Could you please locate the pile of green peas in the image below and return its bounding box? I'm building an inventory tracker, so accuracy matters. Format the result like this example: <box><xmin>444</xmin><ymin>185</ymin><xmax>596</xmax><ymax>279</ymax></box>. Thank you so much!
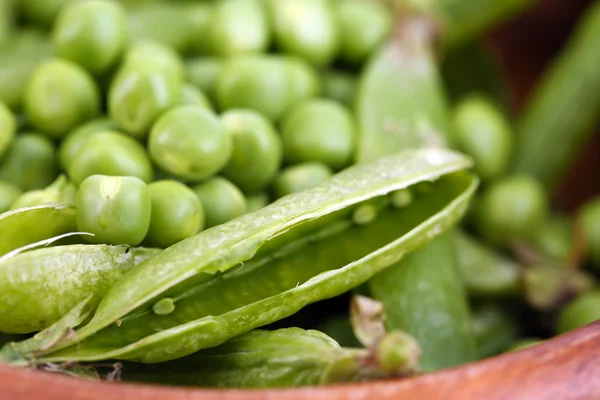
<box><xmin>0</xmin><ymin>0</ymin><xmax>600</xmax><ymax>378</ymax></box>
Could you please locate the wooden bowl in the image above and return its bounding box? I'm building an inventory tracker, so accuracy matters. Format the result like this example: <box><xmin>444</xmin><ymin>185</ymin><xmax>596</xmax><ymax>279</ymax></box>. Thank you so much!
<box><xmin>3</xmin><ymin>0</ymin><xmax>600</xmax><ymax>399</ymax></box>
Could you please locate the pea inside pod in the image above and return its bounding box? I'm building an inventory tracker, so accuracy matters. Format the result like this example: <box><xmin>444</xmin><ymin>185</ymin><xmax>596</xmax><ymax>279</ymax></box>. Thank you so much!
<box><xmin>2</xmin><ymin>148</ymin><xmax>477</xmax><ymax>364</ymax></box>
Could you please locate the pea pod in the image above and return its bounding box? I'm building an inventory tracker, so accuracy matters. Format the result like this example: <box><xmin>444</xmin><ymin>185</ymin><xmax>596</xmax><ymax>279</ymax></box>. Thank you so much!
<box><xmin>0</xmin><ymin>205</ymin><xmax>76</xmax><ymax>257</ymax></box>
<box><xmin>512</xmin><ymin>0</ymin><xmax>600</xmax><ymax>189</ymax></box>
<box><xmin>454</xmin><ymin>231</ymin><xmax>520</xmax><ymax>297</ymax></box>
<box><xmin>2</xmin><ymin>148</ymin><xmax>477</xmax><ymax>364</ymax></box>
<box><xmin>0</xmin><ymin>245</ymin><xmax>161</xmax><ymax>334</ymax></box>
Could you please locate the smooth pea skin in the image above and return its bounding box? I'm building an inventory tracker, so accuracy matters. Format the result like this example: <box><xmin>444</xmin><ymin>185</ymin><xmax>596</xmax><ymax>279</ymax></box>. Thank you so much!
<box><xmin>580</xmin><ymin>197</ymin><xmax>600</xmax><ymax>265</ymax></box>
<box><xmin>52</xmin><ymin>0</ymin><xmax>128</xmax><ymax>74</ymax></box>
<box><xmin>68</xmin><ymin>131</ymin><xmax>153</xmax><ymax>186</ymax></box>
<box><xmin>475</xmin><ymin>175</ymin><xmax>548</xmax><ymax>246</ymax></box>
<box><xmin>281</xmin><ymin>99</ymin><xmax>355</xmax><ymax>170</ymax></box>
<box><xmin>0</xmin><ymin>133</ymin><xmax>57</xmax><ymax>190</ymax></box>
<box><xmin>58</xmin><ymin>118</ymin><xmax>117</xmax><ymax>171</ymax></box>
<box><xmin>180</xmin><ymin>83</ymin><xmax>213</xmax><ymax>110</ymax></box>
<box><xmin>337</xmin><ymin>0</ymin><xmax>392</xmax><ymax>64</ymax></box>
<box><xmin>145</xmin><ymin>180</ymin><xmax>204</xmax><ymax>248</ymax></box>
<box><xmin>453</xmin><ymin>95</ymin><xmax>513</xmax><ymax>181</ymax></box>
<box><xmin>109</xmin><ymin>63</ymin><xmax>182</xmax><ymax>139</ymax></box>
<box><xmin>76</xmin><ymin>175</ymin><xmax>151</xmax><ymax>246</ymax></box>
<box><xmin>192</xmin><ymin>177</ymin><xmax>246</xmax><ymax>228</ymax></box>
<box><xmin>321</xmin><ymin>70</ymin><xmax>357</xmax><ymax>107</ymax></box>
<box><xmin>267</xmin><ymin>0</ymin><xmax>339</xmax><ymax>66</ymax></box>
<box><xmin>185</xmin><ymin>57</ymin><xmax>223</xmax><ymax>99</ymax></box>
<box><xmin>123</xmin><ymin>41</ymin><xmax>184</xmax><ymax>81</ymax></box>
<box><xmin>221</xmin><ymin>109</ymin><xmax>282</xmax><ymax>192</ymax></box>
<box><xmin>0</xmin><ymin>181</ymin><xmax>22</xmax><ymax>213</ymax></box>
<box><xmin>272</xmin><ymin>162</ymin><xmax>333</xmax><ymax>199</ymax></box>
<box><xmin>207</xmin><ymin>0</ymin><xmax>270</xmax><ymax>56</ymax></box>
<box><xmin>557</xmin><ymin>291</ymin><xmax>600</xmax><ymax>334</ymax></box>
<box><xmin>0</xmin><ymin>101</ymin><xmax>16</xmax><ymax>159</ymax></box>
<box><xmin>216</xmin><ymin>55</ymin><xmax>319</xmax><ymax>121</ymax></box>
<box><xmin>245</xmin><ymin>192</ymin><xmax>270</xmax><ymax>213</ymax></box>
<box><xmin>149</xmin><ymin>106</ymin><xmax>232</xmax><ymax>182</ymax></box>
<box><xmin>24</xmin><ymin>59</ymin><xmax>100</xmax><ymax>139</ymax></box>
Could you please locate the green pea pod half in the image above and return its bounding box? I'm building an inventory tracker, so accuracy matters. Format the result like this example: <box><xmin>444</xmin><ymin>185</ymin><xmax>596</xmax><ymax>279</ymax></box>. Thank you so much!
<box><xmin>0</xmin><ymin>205</ymin><xmax>76</xmax><ymax>257</ymax></box>
<box><xmin>454</xmin><ymin>231</ymin><xmax>520</xmax><ymax>297</ymax></box>
<box><xmin>354</xmin><ymin>20</ymin><xmax>453</xmax><ymax>164</ymax></box>
<box><xmin>2</xmin><ymin>148</ymin><xmax>477</xmax><ymax>364</ymax></box>
<box><xmin>0</xmin><ymin>245</ymin><xmax>162</xmax><ymax>334</ymax></box>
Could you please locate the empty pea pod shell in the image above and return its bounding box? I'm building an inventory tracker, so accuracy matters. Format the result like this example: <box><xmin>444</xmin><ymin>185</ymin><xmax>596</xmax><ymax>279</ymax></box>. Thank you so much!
<box><xmin>2</xmin><ymin>148</ymin><xmax>477</xmax><ymax>364</ymax></box>
<box><xmin>0</xmin><ymin>245</ymin><xmax>162</xmax><ymax>334</ymax></box>
<box><xmin>0</xmin><ymin>205</ymin><xmax>76</xmax><ymax>257</ymax></box>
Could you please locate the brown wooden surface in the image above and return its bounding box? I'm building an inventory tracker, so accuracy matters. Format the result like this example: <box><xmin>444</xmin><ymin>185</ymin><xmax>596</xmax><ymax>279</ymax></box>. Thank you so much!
<box><xmin>3</xmin><ymin>0</ymin><xmax>600</xmax><ymax>399</ymax></box>
<box><xmin>2</xmin><ymin>320</ymin><xmax>600</xmax><ymax>400</ymax></box>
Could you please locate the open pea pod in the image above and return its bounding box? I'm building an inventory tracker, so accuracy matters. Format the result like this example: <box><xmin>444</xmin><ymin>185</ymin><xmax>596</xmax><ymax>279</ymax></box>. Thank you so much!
<box><xmin>3</xmin><ymin>148</ymin><xmax>477</xmax><ymax>364</ymax></box>
<box><xmin>0</xmin><ymin>205</ymin><xmax>76</xmax><ymax>257</ymax></box>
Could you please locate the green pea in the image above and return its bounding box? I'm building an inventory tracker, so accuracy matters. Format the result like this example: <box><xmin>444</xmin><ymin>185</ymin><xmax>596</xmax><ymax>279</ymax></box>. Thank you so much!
<box><xmin>192</xmin><ymin>177</ymin><xmax>246</xmax><ymax>228</ymax></box>
<box><xmin>76</xmin><ymin>175</ymin><xmax>151</xmax><ymax>246</ymax></box>
<box><xmin>557</xmin><ymin>291</ymin><xmax>600</xmax><ymax>334</ymax></box>
<box><xmin>10</xmin><ymin>190</ymin><xmax>48</xmax><ymax>210</ymax></box>
<box><xmin>185</xmin><ymin>3</ymin><xmax>214</xmax><ymax>54</ymax></box>
<box><xmin>207</xmin><ymin>0</ymin><xmax>270</xmax><ymax>56</ymax></box>
<box><xmin>9</xmin><ymin>175</ymin><xmax>76</xmax><ymax>211</ymax></box>
<box><xmin>337</xmin><ymin>0</ymin><xmax>392</xmax><ymax>64</ymax></box>
<box><xmin>0</xmin><ymin>101</ymin><xmax>16</xmax><ymax>159</ymax></box>
<box><xmin>390</xmin><ymin>189</ymin><xmax>413</xmax><ymax>209</ymax></box>
<box><xmin>281</xmin><ymin>99</ymin><xmax>355</xmax><ymax>170</ymax></box>
<box><xmin>145</xmin><ymin>180</ymin><xmax>204</xmax><ymax>249</ymax></box>
<box><xmin>68</xmin><ymin>131</ymin><xmax>153</xmax><ymax>186</ymax></box>
<box><xmin>148</xmin><ymin>106</ymin><xmax>231</xmax><ymax>182</ymax></box>
<box><xmin>0</xmin><ymin>181</ymin><xmax>21</xmax><ymax>213</ymax></box>
<box><xmin>267</xmin><ymin>0</ymin><xmax>339</xmax><ymax>66</ymax></box>
<box><xmin>245</xmin><ymin>192</ymin><xmax>270</xmax><ymax>213</ymax></box>
<box><xmin>580</xmin><ymin>197</ymin><xmax>600</xmax><ymax>265</ymax></box>
<box><xmin>272</xmin><ymin>162</ymin><xmax>333</xmax><ymax>199</ymax></box>
<box><xmin>58</xmin><ymin>118</ymin><xmax>118</xmax><ymax>172</ymax></box>
<box><xmin>216</xmin><ymin>55</ymin><xmax>319</xmax><ymax>121</ymax></box>
<box><xmin>180</xmin><ymin>83</ymin><xmax>213</xmax><ymax>110</ymax></box>
<box><xmin>321</xmin><ymin>70</ymin><xmax>357</xmax><ymax>107</ymax></box>
<box><xmin>220</xmin><ymin>109</ymin><xmax>282</xmax><ymax>193</ymax></box>
<box><xmin>185</xmin><ymin>58</ymin><xmax>223</xmax><ymax>102</ymax></box>
<box><xmin>0</xmin><ymin>133</ymin><xmax>57</xmax><ymax>190</ymax></box>
<box><xmin>153</xmin><ymin>298</ymin><xmax>175</xmax><ymax>316</ymax></box>
<box><xmin>108</xmin><ymin>63</ymin><xmax>182</xmax><ymax>139</ymax></box>
<box><xmin>19</xmin><ymin>0</ymin><xmax>73</xmax><ymax>28</ymax></box>
<box><xmin>453</xmin><ymin>95</ymin><xmax>513</xmax><ymax>181</ymax></box>
<box><xmin>475</xmin><ymin>175</ymin><xmax>548</xmax><ymax>246</ymax></box>
<box><xmin>24</xmin><ymin>59</ymin><xmax>100</xmax><ymax>139</ymax></box>
<box><xmin>52</xmin><ymin>0</ymin><xmax>128</xmax><ymax>75</ymax></box>
<box><xmin>123</xmin><ymin>41</ymin><xmax>184</xmax><ymax>82</ymax></box>
<box><xmin>532</xmin><ymin>215</ymin><xmax>574</xmax><ymax>262</ymax></box>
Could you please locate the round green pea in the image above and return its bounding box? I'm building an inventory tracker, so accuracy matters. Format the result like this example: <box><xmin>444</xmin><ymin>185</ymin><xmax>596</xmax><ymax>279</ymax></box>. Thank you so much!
<box><xmin>454</xmin><ymin>95</ymin><xmax>513</xmax><ymax>181</ymax></box>
<box><xmin>246</xmin><ymin>192</ymin><xmax>270</xmax><ymax>213</ymax></box>
<box><xmin>216</xmin><ymin>55</ymin><xmax>319</xmax><ymax>121</ymax></box>
<box><xmin>532</xmin><ymin>215</ymin><xmax>574</xmax><ymax>262</ymax></box>
<box><xmin>68</xmin><ymin>131</ymin><xmax>153</xmax><ymax>186</ymax></box>
<box><xmin>557</xmin><ymin>291</ymin><xmax>600</xmax><ymax>334</ymax></box>
<box><xmin>10</xmin><ymin>189</ymin><xmax>49</xmax><ymax>210</ymax></box>
<box><xmin>145</xmin><ymin>180</ymin><xmax>204</xmax><ymax>249</ymax></box>
<box><xmin>281</xmin><ymin>99</ymin><xmax>355</xmax><ymax>170</ymax></box>
<box><xmin>24</xmin><ymin>59</ymin><xmax>100</xmax><ymax>139</ymax></box>
<box><xmin>180</xmin><ymin>83</ymin><xmax>213</xmax><ymax>110</ymax></box>
<box><xmin>185</xmin><ymin>57</ymin><xmax>223</xmax><ymax>99</ymax></box>
<box><xmin>108</xmin><ymin>63</ymin><xmax>182</xmax><ymax>139</ymax></box>
<box><xmin>0</xmin><ymin>101</ymin><xmax>16</xmax><ymax>159</ymax></box>
<box><xmin>221</xmin><ymin>109</ymin><xmax>282</xmax><ymax>193</ymax></box>
<box><xmin>207</xmin><ymin>0</ymin><xmax>270</xmax><ymax>56</ymax></box>
<box><xmin>0</xmin><ymin>181</ymin><xmax>22</xmax><ymax>213</ymax></box>
<box><xmin>185</xmin><ymin>3</ymin><xmax>214</xmax><ymax>54</ymax></box>
<box><xmin>153</xmin><ymin>298</ymin><xmax>176</xmax><ymax>316</ymax></box>
<box><xmin>475</xmin><ymin>175</ymin><xmax>548</xmax><ymax>246</ymax></box>
<box><xmin>321</xmin><ymin>70</ymin><xmax>357</xmax><ymax>107</ymax></box>
<box><xmin>337</xmin><ymin>0</ymin><xmax>392</xmax><ymax>64</ymax></box>
<box><xmin>148</xmin><ymin>106</ymin><xmax>232</xmax><ymax>182</ymax></box>
<box><xmin>58</xmin><ymin>118</ymin><xmax>117</xmax><ymax>171</ymax></box>
<box><xmin>580</xmin><ymin>197</ymin><xmax>600</xmax><ymax>265</ymax></box>
<box><xmin>76</xmin><ymin>175</ymin><xmax>151</xmax><ymax>246</ymax></box>
<box><xmin>192</xmin><ymin>177</ymin><xmax>247</xmax><ymax>228</ymax></box>
<box><xmin>272</xmin><ymin>162</ymin><xmax>333</xmax><ymax>199</ymax></box>
<box><xmin>52</xmin><ymin>0</ymin><xmax>128</xmax><ymax>74</ymax></box>
<box><xmin>0</xmin><ymin>133</ymin><xmax>57</xmax><ymax>190</ymax></box>
<box><xmin>123</xmin><ymin>41</ymin><xmax>184</xmax><ymax>81</ymax></box>
<box><xmin>267</xmin><ymin>0</ymin><xmax>340</xmax><ymax>66</ymax></box>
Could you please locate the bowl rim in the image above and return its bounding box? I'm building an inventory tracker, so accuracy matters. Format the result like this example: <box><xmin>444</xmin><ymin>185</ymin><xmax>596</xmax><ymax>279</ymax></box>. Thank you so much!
<box><xmin>2</xmin><ymin>321</ymin><xmax>600</xmax><ymax>400</ymax></box>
